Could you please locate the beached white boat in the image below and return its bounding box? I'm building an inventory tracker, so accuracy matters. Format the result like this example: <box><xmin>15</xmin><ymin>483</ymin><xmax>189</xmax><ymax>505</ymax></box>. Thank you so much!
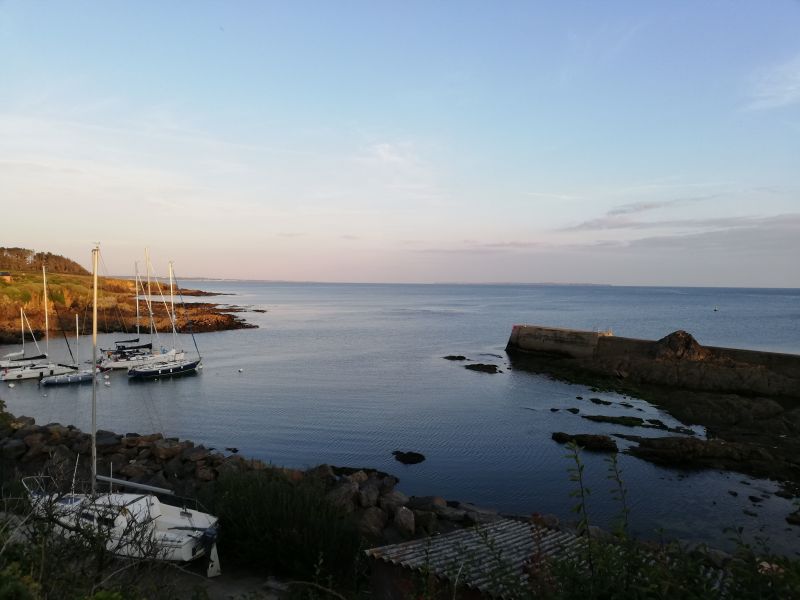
<box><xmin>22</xmin><ymin>245</ymin><xmax>221</xmax><ymax>575</ymax></box>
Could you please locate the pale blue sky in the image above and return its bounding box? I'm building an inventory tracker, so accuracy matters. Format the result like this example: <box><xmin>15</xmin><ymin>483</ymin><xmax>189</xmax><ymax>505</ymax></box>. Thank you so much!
<box><xmin>1</xmin><ymin>1</ymin><xmax>799</xmax><ymax>285</ymax></box>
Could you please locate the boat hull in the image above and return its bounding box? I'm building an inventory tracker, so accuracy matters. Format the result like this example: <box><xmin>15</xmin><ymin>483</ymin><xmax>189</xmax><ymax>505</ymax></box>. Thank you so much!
<box><xmin>41</xmin><ymin>370</ymin><xmax>97</xmax><ymax>386</ymax></box>
<box><xmin>1</xmin><ymin>363</ymin><xmax>77</xmax><ymax>381</ymax></box>
<box><xmin>128</xmin><ymin>358</ymin><xmax>201</xmax><ymax>380</ymax></box>
<box><xmin>102</xmin><ymin>349</ymin><xmax>184</xmax><ymax>370</ymax></box>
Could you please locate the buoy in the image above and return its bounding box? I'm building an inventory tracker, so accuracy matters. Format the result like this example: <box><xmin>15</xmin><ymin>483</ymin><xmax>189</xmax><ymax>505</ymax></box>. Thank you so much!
<box><xmin>42</xmin><ymin>394</ymin><xmax>47</xmax><ymax>397</ymax></box>
<box><xmin>104</xmin><ymin>381</ymin><xmax>111</xmax><ymax>387</ymax></box>
<box><xmin>238</xmin><ymin>368</ymin><xmax>244</xmax><ymax>373</ymax></box>
<box><xmin>7</xmin><ymin>383</ymin><xmax>15</xmax><ymax>389</ymax></box>
<box><xmin>104</xmin><ymin>374</ymin><xmax>110</xmax><ymax>380</ymax></box>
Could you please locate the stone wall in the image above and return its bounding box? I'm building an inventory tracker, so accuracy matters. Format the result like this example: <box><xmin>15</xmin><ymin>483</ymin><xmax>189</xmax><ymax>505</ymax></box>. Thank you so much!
<box><xmin>506</xmin><ymin>325</ymin><xmax>800</xmax><ymax>398</ymax></box>
<box><xmin>506</xmin><ymin>325</ymin><xmax>612</xmax><ymax>359</ymax></box>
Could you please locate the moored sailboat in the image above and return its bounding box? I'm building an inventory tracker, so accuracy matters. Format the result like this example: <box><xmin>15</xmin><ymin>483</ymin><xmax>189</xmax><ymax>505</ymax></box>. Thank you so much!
<box><xmin>1</xmin><ymin>266</ymin><xmax>77</xmax><ymax>381</ymax></box>
<box><xmin>41</xmin><ymin>315</ymin><xmax>100</xmax><ymax>386</ymax></box>
<box><xmin>0</xmin><ymin>308</ymin><xmax>47</xmax><ymax>370</ymax></box>
<box><xmin>128</xmin><ymin>261</ymin><xmax>201</xmax><ymax>380</ymax></box>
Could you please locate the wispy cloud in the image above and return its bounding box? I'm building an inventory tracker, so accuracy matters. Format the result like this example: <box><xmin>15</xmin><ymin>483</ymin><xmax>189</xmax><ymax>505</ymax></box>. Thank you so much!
<box><xmin>564</xmin><ymin>195</ymin><xmax>716</xmax><ymax>231</ymax></box>
<box><xmin>745</xmin><ymin>54</ymin><xmax>800</xmax><ymax>111</ymax></box>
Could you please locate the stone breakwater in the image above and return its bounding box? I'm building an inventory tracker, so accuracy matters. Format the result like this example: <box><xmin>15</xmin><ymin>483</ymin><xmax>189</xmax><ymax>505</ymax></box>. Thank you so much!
<box><xmin>506</xmin><ymin>325</ymin><xmax>800</xmax><ymax>398</ymax></box>
<box><xmin>506</xmin><ymin>325</ymin><xmax>800</xmax><ymax>503</ymax></box>
<box><xmin>0</xmin><ymin>412</ymin><xmax>550</xmax><ymax>545</ymax></box>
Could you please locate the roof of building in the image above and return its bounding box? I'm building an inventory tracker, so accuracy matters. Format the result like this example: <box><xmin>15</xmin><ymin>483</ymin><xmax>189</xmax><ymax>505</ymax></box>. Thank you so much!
<box><xmin>366</xmin><ymin>518</ymin><xmax>584</xmax><ymax>596</ymax></box>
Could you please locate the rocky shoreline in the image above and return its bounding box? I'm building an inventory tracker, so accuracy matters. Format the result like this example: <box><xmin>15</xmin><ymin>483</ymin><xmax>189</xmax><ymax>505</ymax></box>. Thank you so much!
<box><xmin>0</xmin><ymin>411</ymin><xmax>546</xmax><ymax>546</ymax></box>
<box><xmin>0</xmin><ymin>284</ymin><xmax>257</xmax><ymax>345</ymax></box>
<box><xmin>504</xmin><ymin>340</ymin><xmax>800</xmax><ymax>511</ymax></box>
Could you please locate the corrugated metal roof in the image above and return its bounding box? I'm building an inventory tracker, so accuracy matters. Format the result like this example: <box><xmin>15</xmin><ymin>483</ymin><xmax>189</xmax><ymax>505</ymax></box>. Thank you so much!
<box><xmin>367</xmin><ymin>519</ymin><xmax>729</xmax><ymax>598</ymax></box>
<box><xmin>366</xmin><ymin>518</ymin><xmax>583</xmax><ymax>596</ymax></box>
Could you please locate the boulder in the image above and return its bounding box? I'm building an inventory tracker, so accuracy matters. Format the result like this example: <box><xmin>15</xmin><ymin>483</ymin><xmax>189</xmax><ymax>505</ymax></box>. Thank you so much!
<box><xmin>119</xmin><ymin>463</ymin><xmax>150</xmax><ymax>479</ymax></box>
<box><xmin>347</xmin><ymin>470</ymin><xmax>369</xmax><ymax>484</ymax></box>
<box><xmin>653</xmin><ymin>331</ymin><xmax>711</xmax><ymax>361</ymax></box>
<box><xmin>379</xmin><ymin>475</ymin><xmax>399</xmax><ymax>494</ymax></box>
<box><xmin>407</xmin><ymin>495</ymin><xmax>447</xmax><ymax>511</ymax></box>
<box><xmin>358</xmin><ymin>482</ymin><xmax>380</xmax><ymax>508</ymax></box>
<box><xmin>152</xmin><ymin>439</ymin><xmax>184</xmax><ymax>461</ymax></box>
<box><xmin>551</xmin><ymin>432</ymin><xmax>619</xmax><ymax>453</ymax></box>
<box><xmin>392</xmin><ymin>451</ymin><xmax>425</xmax><ymax>465</ymax></box>
<box><xmin>96</xmin><ymin>431</ymin><xmax>122</xmax><ymax>453</ymax></box>
<box><xmin>464</xmin><ymin>363</ymin><xmax>500</xmax><ymax>374</ymax></box>
<box><xmin>46</xmin><ymin>424</ymin><xmax>70</xmax><ymax>442</ymax></box>
<box><xmin>357</xmin><ymin>507</ymin><xmax>388</xmax><ymax>538</ymax></box>
<box><xmin>326</xmin><ymin>481</ymin><xmax>359</xmax><ymax>514</ymax></box>
<box><xmin>10</xmin><ymin>416</ymin><xmax>35</xmax><ymax>430</ymax></box>
<box><xmin>379</xmin><ymin>490</ymin><xmax>409</xmax><ymax>516</ymax></box>
<box><xmin>1</xmin><ymin>439</ymin><xmax>26</xmax><ymax>459</ymax></box>
<box><xmin>413</xmin><ymin>510</ymin><xmax>438</xmax><ymax>535</ymax></box>
<box><xmin>182</xmin><ymin>446</ymin><xmax>210</xmax><ymax>462</ymax></box>
<box><xmin>163</xmin><ymin>456</ymin><xmax>184</xmax><ymax>479</ymax></box>
<box><xmin>306</xmin><ymin>464</ymin><xmax>336</xmax><ymax>485</ymax></box>
<box><xmin>196</xmin><ymin>465</ymin><xmax>216</xmax><ymax>482</ymax></box>
<box><xmin>22</xmin><ymin>432</ymin><xmax>46</xmax><ymax>449</ymax></box>
<box><xmin>394</xmin><ymin>506</ymin><xmax>415</xmax><ymax>537</ymax></box>
<box><xmin>433</xmin><ymin>505</ymin><xmax>466</xmax><ymax>522</ymax></box>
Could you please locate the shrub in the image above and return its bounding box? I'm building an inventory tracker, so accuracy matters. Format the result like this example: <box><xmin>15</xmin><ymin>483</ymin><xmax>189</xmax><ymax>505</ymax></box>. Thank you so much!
<box><xmin>208</xmin><ymin>470</ymin><xmax>363</xmax><ymax>586</ymax></box>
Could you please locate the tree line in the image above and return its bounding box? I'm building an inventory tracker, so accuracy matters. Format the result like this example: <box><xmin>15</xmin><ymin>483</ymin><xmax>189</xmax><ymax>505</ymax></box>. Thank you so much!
<box><xmin>0</xmin><ymin>247</ymin><xmax>89</xmax><ymax>275</ymax></box>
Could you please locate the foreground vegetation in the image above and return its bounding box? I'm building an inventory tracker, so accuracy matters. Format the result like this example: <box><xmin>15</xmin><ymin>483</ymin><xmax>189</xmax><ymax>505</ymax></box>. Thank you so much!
<box><xmin>0</xmin><ymin>462</ymin><xmax>797</xmax><ymax>598</ymax></box>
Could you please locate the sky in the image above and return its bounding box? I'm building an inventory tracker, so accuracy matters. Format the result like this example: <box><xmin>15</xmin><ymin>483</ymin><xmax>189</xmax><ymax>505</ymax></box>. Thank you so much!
<box><xmin>1</xmin><ymin>1</ymin><xmax>799</xmax><ymax>286</ymax></box>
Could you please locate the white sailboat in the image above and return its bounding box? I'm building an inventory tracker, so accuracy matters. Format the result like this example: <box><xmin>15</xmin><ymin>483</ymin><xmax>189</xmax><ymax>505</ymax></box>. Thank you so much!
<box><xmin>1</xmin><ymin>266</ymin><xmax>76</xmax><ymax>382</ymax></box>
<box><xmin>23</xmin><ymin>245</ymin><xmax>221</xmax><ymax>575</ymax></box>
<box><xmin>41</xmin><ymin>315</ymin><xmax>99</xmax><ymax>386</ymax></box>
<box><xmin>101</xmin><ymin>255</ymin><xmax>185</xmax><ymax>370</ymax></box>
<box><xmin>128</xmin><ymin>261</ymin><xmax>201</xmax><ymax>380</ymax></box>
<box><xmin>0</xmin><ymin>308</ymin><xmax>47</xmax><ymax>370</ymax></box>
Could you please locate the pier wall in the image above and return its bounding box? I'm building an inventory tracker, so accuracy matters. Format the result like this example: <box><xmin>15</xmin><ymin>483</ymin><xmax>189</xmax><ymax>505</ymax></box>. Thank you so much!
<box><xmin>506</xmin><ymin>325</ymin><xmax>800</xmax><ymax>397</ymax></box>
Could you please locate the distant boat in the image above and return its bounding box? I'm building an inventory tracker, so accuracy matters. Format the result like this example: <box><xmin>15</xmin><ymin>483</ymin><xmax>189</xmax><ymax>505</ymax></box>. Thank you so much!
<box><xmin>713</xmin><ymin>306</ymin><xmax>719</xmax><ymax>312</ymax></box>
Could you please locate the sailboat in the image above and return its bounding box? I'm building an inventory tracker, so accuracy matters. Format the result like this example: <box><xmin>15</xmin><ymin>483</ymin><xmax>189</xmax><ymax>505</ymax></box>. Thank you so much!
<box><xmin>101</xmin><ymin>256</ymin><xmax>185</xmax><ymax>370</ymax></box>
<box><xmin>128</xmin><ymin>261</ymin><xmax>201</xmax><ymax>380</ymax></box>
<box><xmin>41</xmin><ymin>315</ymin><xmax>99</xmax><ymax>386</ymax></box>
<box><xmin>22</xmin><ymin>245</ymin><xmax>221</xmax><ymax>576</ymax></box>
<box><xmin>1</xmin><ymin>266</ymin><xmax>77</xmax><ymax>381</ymax></box>
<box><xmin>0</xmin><ymin>308</ymin><xmax>48</xmax><ymax>370</ymax></box>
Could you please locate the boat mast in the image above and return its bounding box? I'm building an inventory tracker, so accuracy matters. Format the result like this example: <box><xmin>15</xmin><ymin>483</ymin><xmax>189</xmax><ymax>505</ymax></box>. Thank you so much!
<box><xmin>42</xmin><ymin>264</ymin><xmax>49</xmax><ymax>356</ymax></box>
<box><xmin>91</xmin><ymin>245</ymin><xmax>99</xmax><ymax>496</ymax></box>
<box><xmin>75</xmin><ymin>314</ymin><xmax>80</xmax><ymax>367</ymax></box>
<box><xmin>145</xmin><ymin>249</ymin><xmax>152</xmax><ymax>339</ymax></box>
<box><xmin>135</xmin><ymin>261</ymin><xmax>140</xmax><ymax>337</ymax></box>
<box><xmin>169</xmin><ymin>261</ymin><xmax>177</xmax><ymax>344</ymax></box>
<box><xmin>20</xmin><ymin>308</ymin><xmax>23</xmax><ymax>355</ymax></box>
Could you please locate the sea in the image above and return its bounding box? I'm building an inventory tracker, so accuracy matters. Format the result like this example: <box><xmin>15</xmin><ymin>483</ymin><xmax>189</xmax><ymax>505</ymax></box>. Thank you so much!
<box><xmin>2</xmin><ymin>282</ymin><xmax>799</xmax><ymax>555</ymax></box>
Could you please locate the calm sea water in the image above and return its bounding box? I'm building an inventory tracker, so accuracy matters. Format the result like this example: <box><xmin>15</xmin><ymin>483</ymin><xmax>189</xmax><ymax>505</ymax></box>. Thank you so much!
<box><xmin>2</xmin><ymin>283</ymin><xmax>799</xmax><ymax>554</ymax></box>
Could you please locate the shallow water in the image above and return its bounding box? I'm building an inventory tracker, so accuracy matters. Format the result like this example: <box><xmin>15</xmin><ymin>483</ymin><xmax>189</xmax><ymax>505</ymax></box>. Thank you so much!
<box><xmin>2</xmin><ymin>283</ymin><xmax>799</xmax><ymax>554</ymax></box>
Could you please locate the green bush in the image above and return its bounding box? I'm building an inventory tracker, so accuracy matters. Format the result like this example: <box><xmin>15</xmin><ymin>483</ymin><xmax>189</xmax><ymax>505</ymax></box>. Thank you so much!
<box><xmin>209</xmin><ymin>470</ymin><xmax>363</xmax><ymax>585</ymax></box>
